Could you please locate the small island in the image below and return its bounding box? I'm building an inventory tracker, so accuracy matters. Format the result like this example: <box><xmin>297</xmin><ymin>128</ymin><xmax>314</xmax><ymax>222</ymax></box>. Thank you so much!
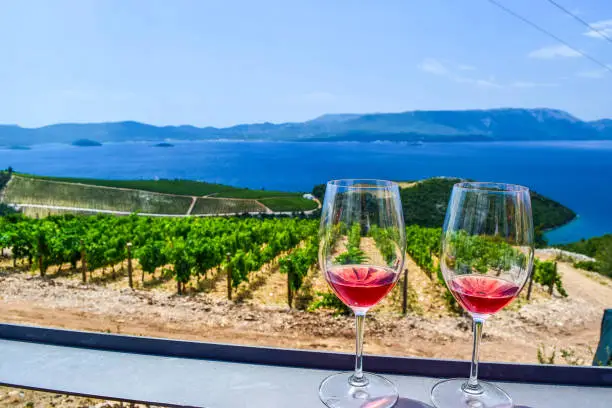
<box><xmin>153</xmin><ymin>142</ymin><xmax>174</xmax><ymax>148</ymax></box>
<box><xmin>71</xmin><ymin>139</ymin><xmax>103</xmax><ymax>147</ymax></box>
<box><xmin>8</xmin><ymin>145</ymin><xmax>32</xmax><ymax>150</ymax></box>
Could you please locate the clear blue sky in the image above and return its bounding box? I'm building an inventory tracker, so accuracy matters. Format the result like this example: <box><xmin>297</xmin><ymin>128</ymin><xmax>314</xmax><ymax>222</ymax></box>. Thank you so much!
<box><xmin>1</xmin><ymin>0</ymin><xmax>610</xmax><ymax>127</ymax></box>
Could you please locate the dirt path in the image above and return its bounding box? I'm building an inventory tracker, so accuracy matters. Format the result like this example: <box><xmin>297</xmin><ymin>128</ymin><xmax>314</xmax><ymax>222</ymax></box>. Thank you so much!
<box><xmin>556</xmin><ymin>262</ymin><xmax>612</xmax><ymax>308</ymax></box>
<box><xmin>0</xmin><ymin>257</ymin><xmax>604</xmax><ymax>366</ymax></box>
<box><xmin>186</xmin><ymin>196</ymin><xmax>197</xmax><ymax>215</ymax></box>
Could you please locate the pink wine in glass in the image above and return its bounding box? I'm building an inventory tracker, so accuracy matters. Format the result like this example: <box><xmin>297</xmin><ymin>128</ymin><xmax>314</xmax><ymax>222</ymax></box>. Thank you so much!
<box><xmin>326</xmin><ymin>265</ymin><xmax>397</xmax><ymax>309</ymax></box>
<box><xmin>449</xmin><ymin>275</ymin><xmax>520</xmax><ymax>315</ymax></box>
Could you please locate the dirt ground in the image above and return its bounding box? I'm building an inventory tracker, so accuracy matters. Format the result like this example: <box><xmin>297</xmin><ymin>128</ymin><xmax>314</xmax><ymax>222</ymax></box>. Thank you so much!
<box><xmin>0</xmin><ymin>253</ymin><xmax>610</xmax><ymax>407</ymax></box>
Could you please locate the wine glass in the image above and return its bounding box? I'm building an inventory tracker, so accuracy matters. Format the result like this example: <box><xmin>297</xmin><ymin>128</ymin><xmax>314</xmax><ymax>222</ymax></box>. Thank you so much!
<box><xmin>431</xmin><ymin>182</ymin><xmax>534</xmax><ymax>408</ymax></box>
<box><xmin>318</xmin><ymin>179</ymin><xmax>406</xmax><ymax>408</ymax></box>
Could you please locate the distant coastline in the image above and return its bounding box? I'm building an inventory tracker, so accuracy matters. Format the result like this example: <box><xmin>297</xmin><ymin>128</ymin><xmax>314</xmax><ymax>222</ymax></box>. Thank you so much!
<box><xmin>2</xmin><ymin>108</ymin><xmax>611</xmax><ymax>146</ymax></box>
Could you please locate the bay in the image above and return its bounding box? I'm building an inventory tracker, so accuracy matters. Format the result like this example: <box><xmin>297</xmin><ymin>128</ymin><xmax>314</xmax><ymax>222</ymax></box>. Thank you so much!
<box><xmin>1</xmin><ymin>140</ymin><xmax>611</xmax><ymax>244</ymax></box>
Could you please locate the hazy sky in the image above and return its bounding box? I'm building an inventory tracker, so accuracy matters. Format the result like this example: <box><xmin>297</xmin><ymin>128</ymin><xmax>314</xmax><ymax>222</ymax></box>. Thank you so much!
<box><xmin>1</xmin><ymin>0</ymin><xmax>611</xmax><ymax>127</ymax></box>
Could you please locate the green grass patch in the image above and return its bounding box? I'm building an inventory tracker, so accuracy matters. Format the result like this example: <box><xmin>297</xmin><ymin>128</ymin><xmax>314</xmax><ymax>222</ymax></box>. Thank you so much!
<box><xmin>258</xmin><ymin>197</ymin><xmax>318</xmax><ymax>212</ymax></box>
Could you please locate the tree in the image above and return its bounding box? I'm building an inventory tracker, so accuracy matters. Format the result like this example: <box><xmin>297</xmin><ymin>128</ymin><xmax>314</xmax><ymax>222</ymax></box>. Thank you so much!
<box><xmin>312</xmin><ymin>184</ymin><xmax>326</xmax><ymax>201</ymax></box>
<box><xmin>598</xmin><ymin>243</ymin><xmax>612</xmax><ymax>277</ymax></box>
<box><xmin>0</xmin><ymin>203</ymin><xmax>17</xmax><ymax>216</ymax></box>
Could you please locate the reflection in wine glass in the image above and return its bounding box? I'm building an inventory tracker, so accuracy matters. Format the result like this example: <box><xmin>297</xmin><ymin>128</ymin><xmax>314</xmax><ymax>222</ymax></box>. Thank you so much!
<box><xmin>318</xmin><ymin>179</ymin><xmax>406</xmax><ymax>408</ymax></box>
<box><xmin>431</xmin><ymin>182</ymin><xmax>534</xmax><ymax>408</ymax></box>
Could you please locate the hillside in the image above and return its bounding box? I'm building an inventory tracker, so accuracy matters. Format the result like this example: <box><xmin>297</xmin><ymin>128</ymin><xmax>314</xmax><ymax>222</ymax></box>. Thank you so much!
<box><xmin>559</xmin><ymin>234</ymin><xmax>612</xmax><ymax>277</ymax></box>
<box><xmin>0</xmin><ymin>173</ymin><xmax>318</xmax><ymax>215</ymax></box>
<box><xmin>25</xmin><ymin>175</ymin><xmax>306</xmax><ymax>199</ymax></box>
<box><xmin>1</xmin><ymin>108</ymin><xmax>611</xmax><ymax>146</ymax></box>
<box><xmin>401</xmin><ymin>178</ymin><xmax>576</xmax><ymax>232</ymax></box>
<box><xmin>312</xmin><ymin>177</ymin><xmax>576</xmax><ymax>237</ymax></box>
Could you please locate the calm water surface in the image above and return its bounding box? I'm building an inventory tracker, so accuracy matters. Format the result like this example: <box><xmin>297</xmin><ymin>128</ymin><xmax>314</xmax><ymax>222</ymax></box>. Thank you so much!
<box><xmin>1</xmin><ymin>140</ymin><xmax>611</xmax><ymax>244</ymax></box>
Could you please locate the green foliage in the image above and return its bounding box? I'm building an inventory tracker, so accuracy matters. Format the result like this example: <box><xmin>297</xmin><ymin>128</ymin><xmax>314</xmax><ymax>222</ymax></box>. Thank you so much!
<box><xmin>533</xmin><ymin>259</ymin><xmax>567</xmax><ymax>297</ymax></box>
<box><xmin>573</xmin><ymin>260</ymin><xmax>599</xmax><ymax>271</ymax></box>
<box><xmin>0</xmin><ymin>170</ymin><xmax>11</xmax><ymax>191</ymax></box>
<box><xmin>348</xmin><ymin>223</ymin><xmax>361</xmax><ymax>249</ymax></box>
<box><xmin>560</xmin><ymin>234</ymin><xmax>612</xmax><ymax>258</ymax></box>
<box><xmin>399</xmin><ymin>178</ymin><xmax>575</xmax><ymax>233</ymax></box>
<box><xmin>258</xmin><ymin>197</ymin><xmax>318</xmax><ymax>212</ymax></box>
<box><xmin>400</xmin><ymin>178</ymin><xmax>457</xmax><ymax>228</ymax></box>
<box><xmin>560</xmin><ymin>234</ymin><xmax>612</xmax><ymax>277</ymax></box>
<box><xmin>279</xmin><ymin>236</ymin><xmax>319</xmax><ymax>306</ymax></box>
<box><xmin>334</xmin><ymin>246</ymin><xmax>367</xmax><ymax>265</ymax></box>
<box><xmin>404</xmin><ymin>225</ymin><xmax>461</xmax><ymax>313</ymax></box>
<box><xmin>0</xmin><ymin>213</ymin><xmax>318</xmax><ymax>295</ymax></box>
<box><xmin>449</xmin><ymin>232</ymin><xmax>522</xmax><ymax>275</ymax></box>
<box><xmin>308</xmin><ymin>291</ymin><xmax>352</xmax><ymax>316</ymax></box>
<box><xmin>136</xmin><ymin>241</ymin><xmax>166</xmax><ymax>275</ymax></box>
<box><xmin>530</xmin><ymin>191</ymin><xmax>576</xmax><ymax>232</ymax></box>
<box><xmin>226</xmin><ymin>219</ymin><xmax>318</xmax><ymax>289</ymax></box>
<box><xmin>332</xmin><ymin>224</ymin><xmax>368</xmax><ymax>265</ymax></box>
<box><xmin>0</xmin><ymin>203</ymin><xmax>17</xmax><ymax>216</ymax></box>
<box><xmin>405</xmin><ymin>225</ymin><xmax>440</xmax><ymax>275</ymax></box>
<box><xmin>334</xmin><ymin>224</ymin><xmax>366</xmax><ymax>265</ymax></box>
<box><xmin>312</xmin><ymin>184</ymin><xmax>326</xmax><ymax>202</ymax></box>
<box><xmin>369</xmin><ymin>225</ymin><xmax>398</xmax><ymax>266</ymax></box>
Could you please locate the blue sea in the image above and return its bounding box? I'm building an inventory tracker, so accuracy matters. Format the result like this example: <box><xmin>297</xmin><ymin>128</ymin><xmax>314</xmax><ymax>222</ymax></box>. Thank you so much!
<box><xmin>1</xmin><ymin>140</ymin><xmax>611</xmax><ymax>244</ymax></box>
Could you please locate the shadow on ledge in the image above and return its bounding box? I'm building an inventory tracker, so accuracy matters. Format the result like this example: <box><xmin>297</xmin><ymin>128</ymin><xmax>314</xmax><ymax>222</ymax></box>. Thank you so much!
<box><xmin>396</xmin><ymin>398</ymin><xmax>434</xmax><ymax>408</ymax></box>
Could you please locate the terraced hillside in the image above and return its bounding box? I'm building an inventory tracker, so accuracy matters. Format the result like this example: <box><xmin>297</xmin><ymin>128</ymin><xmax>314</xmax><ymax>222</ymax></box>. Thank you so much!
<box><xmin>192</xmin><ymin>197</ymin><xmax>266</xmax><ymax>214</ymax></box>
<box><xmin>0</xmin><ymin>174</ymin><xmax>319</xmax><ymax>216</ymax></box>
<box><xmin>3</xmin><ymin>176</ymin><xmax>192</xmax><ymax>214</ymax></box>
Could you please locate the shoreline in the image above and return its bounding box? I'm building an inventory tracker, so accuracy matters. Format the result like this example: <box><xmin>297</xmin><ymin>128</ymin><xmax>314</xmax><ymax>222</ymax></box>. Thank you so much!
<box><xmin>3</xmin><ymin>139</ymin><xmax>612</xmax><ymax>149</ymax></box>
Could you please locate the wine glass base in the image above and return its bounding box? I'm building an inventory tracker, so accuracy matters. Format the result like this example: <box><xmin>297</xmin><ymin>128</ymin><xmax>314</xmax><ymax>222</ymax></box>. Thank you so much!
<box><xmin>431</xmin><ymin>378</ymin><xmax>513</xmax><ymax>408</ymax></box>
<box><xmin>319</xmin><ymin>372</ymin><xmax>398</xmax><ymax>408</ymax></box>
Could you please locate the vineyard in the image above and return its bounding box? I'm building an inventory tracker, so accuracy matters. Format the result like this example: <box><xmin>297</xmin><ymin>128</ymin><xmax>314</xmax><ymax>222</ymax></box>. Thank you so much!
<box><xmin>0</xmin><ymin>213</ymin><xmax>569</xmax><ymax>316</ymax></box>
<box><xmin>0</xmin><ymin>214</ymin><xmax>322</xmax><ymax>298</ymax></box>
<box><xmin>404</xmin><ymin>225</ymin><xmax>568</xmax><ymax>306</ymax></box>
<box><xmin>1</xmin><ymin>207</ymin><xmax>607</xmax><ymax>372</ymax></box>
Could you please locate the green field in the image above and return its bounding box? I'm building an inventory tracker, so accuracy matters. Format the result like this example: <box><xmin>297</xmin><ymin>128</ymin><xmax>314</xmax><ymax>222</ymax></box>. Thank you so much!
<box><xmin>3</xmin><ymin>176</ymin><xmax>192</xmax><ymax>214</ymax></box>
<box><xmin>258</xmin><ymin>197</ymin><xmax>318</xmax><ymax>212</ymax></box>
<box><xmin>25</xmin><ymin>174</ymin><xmax>304</xmax><ymax>199</ymax></box>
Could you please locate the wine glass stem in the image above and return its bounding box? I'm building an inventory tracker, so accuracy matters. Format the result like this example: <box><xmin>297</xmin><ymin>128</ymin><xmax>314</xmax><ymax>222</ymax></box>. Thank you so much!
<box><xmin>464</xmin><ymin>317</ymin><xmax>485</xmax><ymax>394</ymax></box>
<box><xmin>350</xmin><ymin>311</ymin><xmax>369</xmax><ymax>387</ymax></box>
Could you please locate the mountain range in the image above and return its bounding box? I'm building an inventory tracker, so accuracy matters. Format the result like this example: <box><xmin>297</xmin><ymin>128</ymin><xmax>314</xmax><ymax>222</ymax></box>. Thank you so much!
<box><xmin>1</xmin><ymin>108</ymin><xmax>611</xmax><ymax>146</ymax></box>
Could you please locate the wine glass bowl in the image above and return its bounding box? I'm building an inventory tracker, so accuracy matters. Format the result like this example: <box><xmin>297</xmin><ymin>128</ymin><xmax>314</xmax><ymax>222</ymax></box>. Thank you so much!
<box><xmin>432</xmin><ymin>182</ymin><xmax>534</xmax><ymax>408</ymax></box>
<box><xmin>318</xmin><ymin>179</ymin><xmax>406</xmax><ymax>408</ymax></box>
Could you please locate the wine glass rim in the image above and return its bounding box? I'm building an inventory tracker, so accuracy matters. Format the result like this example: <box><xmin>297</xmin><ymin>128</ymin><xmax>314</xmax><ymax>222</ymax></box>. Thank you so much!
<box><xmin>327</xmin><ymin>179</ymin><xmax>398</xmax><ymax>190</ymax></box>
<box><xmin>454</xmin><ymin>181</ymin><xmax>529</xmax><ymax>193</ymax></box>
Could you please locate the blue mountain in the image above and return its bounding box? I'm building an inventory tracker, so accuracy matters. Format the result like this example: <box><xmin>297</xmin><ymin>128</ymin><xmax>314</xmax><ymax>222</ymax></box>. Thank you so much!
<box><xmin>1</xmin><ymin>108</ymin><xmax>610</xmax><ymax>146</ymax></box>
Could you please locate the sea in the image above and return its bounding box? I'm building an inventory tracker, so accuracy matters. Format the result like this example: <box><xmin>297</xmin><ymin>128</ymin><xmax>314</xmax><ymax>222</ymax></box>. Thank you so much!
<box><xmin>1</xmin><ymin>140</ymin><xmax>611</xmax><ymax>244</ymax></box>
